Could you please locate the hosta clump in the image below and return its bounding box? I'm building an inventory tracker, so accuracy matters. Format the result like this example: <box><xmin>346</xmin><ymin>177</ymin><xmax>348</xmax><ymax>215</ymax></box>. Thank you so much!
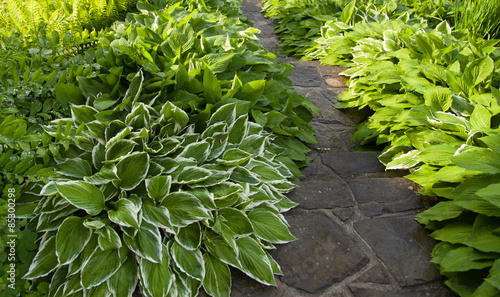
<box><xmin>23</xmin><ymin>97</ymin><xmax>298</xmax><ymax>296</ymax></box>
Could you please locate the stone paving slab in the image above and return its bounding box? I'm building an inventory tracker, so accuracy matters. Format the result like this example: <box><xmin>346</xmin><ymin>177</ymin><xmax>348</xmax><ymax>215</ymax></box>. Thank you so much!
<box><xmin>224</xmin><ymin>0</ymin><xmax>460</xmax><ymax>296</ymax></box>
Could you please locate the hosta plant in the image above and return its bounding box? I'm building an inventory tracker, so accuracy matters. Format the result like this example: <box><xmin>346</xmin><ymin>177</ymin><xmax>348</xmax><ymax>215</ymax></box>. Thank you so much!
<box><xmin>21</xmin><ymin>89</ymin><xmax>298</xmax><ymax>296</ymax></box>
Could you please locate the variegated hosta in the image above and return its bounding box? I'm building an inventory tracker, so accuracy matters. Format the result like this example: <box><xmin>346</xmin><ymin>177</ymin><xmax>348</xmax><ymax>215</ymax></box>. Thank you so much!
<box><xmin>24</xmin><ymin>101</ymin><xmax>298</xmax><ymax>297</ymax></box>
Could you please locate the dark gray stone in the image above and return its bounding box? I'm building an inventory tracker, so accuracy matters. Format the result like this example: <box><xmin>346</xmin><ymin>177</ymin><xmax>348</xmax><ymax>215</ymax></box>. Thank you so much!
<box><xmin>229</xmin><ymin>269</ymin><xmax>282</xmax><ymax>297</ymax></box>
<box><xmin>348</xmin><ymin>178</ymin><xmax>425</xmax><ymax>217</ymax></box>
<box><xmin>287</xmin><ymin>177</ymin><xmax>355</xmax><ymax>209</ymax></box>
<box><xmin>349</xmin><ymin>283</ymin><xmax>457</xmax><ymax>297</ymax></box>
<box><xmin>332</xmin><ymin>207</ymin><xmax>356</xmax><ymax>222</ymax></box>
<box><xmin>354</xmin><ymin>216</ymin><xmax>441</xmax><ymax>287</ymax></box>
<box><xmin>273</xmin><ymin>209</ymin><xmax>369</xmax><ymax>294</ymax></box>
<box><xmin>310</xmin><ymin>122</ymin><xmax>358</xmax><ymax>152</ymax></box>
<box><xmin>288</xmin><ymin>66</ymin><xmax>323</xmax><ymax>87</ymax></box>
<box><xmin>322</xmin><ymin>152</ymin><xmax>386</xmax><ymax>178</ymax></box>
<box><xmin>353</xmin><ymin>264</ymin><xmax>391</xmax><ymax>284</ymax></box>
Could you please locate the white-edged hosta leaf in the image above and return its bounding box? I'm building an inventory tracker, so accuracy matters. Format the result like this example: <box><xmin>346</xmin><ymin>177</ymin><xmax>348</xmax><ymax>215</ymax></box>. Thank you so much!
<box><xmin>250</xmin><ymin>161</ymin><xmax>286</xmax><ymax>183</ymax></box>
<box><xmin>56</xmin><ymin>216</ymin><xmax>92</xmax><ymax>265</ymax></box>
<box><xmin>123</xmin><ymin>221</ymin><xmax>162</xmax><ymax>263</ymax></box>
<box><xmin>139</xmin><ymin>246</ymin><xmax>174</xmax><ymax>297</ymax></box>
<box><xmin>178</xmin><ymin>142</ymin><xmax>211</xmax><ymax>164</ymax></box>
<box><xmin>40</xmin><ymin>181</ymin><xmax>58</xmax><ymax>196</ymax></box>
<box><xmin>175</xmin><ymin>222</ymin><xmax>202</xmax><ymax>250</ymax></box>
<box><xmin>55</xmin><ymin>158</ymin><xmax>92</xmax><ymax>178</ymax></box>
<box><xmin>230</xmin><ymin>166</ymin><xmax>260</xmax><ymax>184</ymax></box>
<box><xmin>177</xmin><ymin>166</ymin><xmax>212</xmax><ymax>184</ymax></box>
<box><xmin>146</xmin><ymin>175</ymin><xmax>171</xmax><ymax>203</ymax></box>
<box><xmin>209</xmin><ymin>182</ymin><xmax>243</xmax><ymax>200</ymax></box>
<box><xmin>107</xmin><ymin>253</ymin><xmax>138</xmax><ymax>297</ymax></box>
<box><xmin>161</xmin><ymin>192</ymin><xmax>211</xmax><ymax>227</ymax></box>
<box><xmin>56</xmin><ymin>181</ymin><xmax>105</xmax><ymax>216</ymax></box>
<box><xmin>248</xmin><ymin>208</ymin><xmax>297</xmax><ymax>244</ymax></box>
<box><xmin>96</xmin><ymin>225</ymin><xmax>122</xmax><ymax>250</ymax></box>
<box><xmin>470</xmin><ymin>104</ymin><xmax>491</xmax><ymax>130</ymax></box>
<box><xmin>239</xmin><ymin>135</ymin><xmax>266</xmax><ymax>156</ymax></box>
<box><xmin>81</xmin><ymin>247</ymin><xmax>122</xmax><ymax>289</ymax></box>
<box><xmin>209</xmin><ymin>102</ymin><xmax>236</xmax><ymax>125</ymax></box>
<box><xmin>24</xmin><ymin>235</ymin><xmax>58</xmax><ymax>279</ymax></box>
<box><xmin>142</xmin><ymin>199</ymin><xmax>175</xmax><ymax>233</ymax></box>
<box><xmin>68</xmin><ymin>235</ymin><xmax>98</xmax><ymax>276</ymax></box>
<box><xmin>92</xmin><ymin>143</ymin><xmax>105</xmax><ymax>170</ymax></box>
<box><xmin>452</xmin><ymin>146</ymin><xmax>500</xmax><ymax>174</ymax></box>
<box><xmin>105</xmin><ymin>139</ymin><xmax>137</xmax><ymax>161</ymax></box>
<box><xmin>84</xmin><ymin>165</ymin><xmax>118</xmax><ymax>185</ymax></box>
<box><xmin>203</xmin><ymin>230</ymin><xmax>239</xmax><ymax>268</ymax></box>
<box><xmin>202</xmin><ymin>253</ymin><xmax>231</xmax><ymax>297</ymax></box>
<box><xmin>227</xmin><ymin>115</ymin><xmax>248</xmax><ymax>144</ymax></box>
<box><xmin>217</xmin><ymin>148</ymin><xmax>251</xmax><ymax>166</ymax></box>
<box><xmin>113</xmin><ymin>152</ymin><xmax>150</xmax><ymax>190</ymax></box>
<box><xmin>84</xmin><ymin>281</ymin><xmax>110</xmax><ymax>297</ymax></box>
<box><xmin>171</xmin><ymin>241</ymin><xmax>205</xmax><ymax>281</ymax></box>
<box><xmin>219</xmin><ymin>208</ymin><xmax>253</xmax><ymax>236</ymax></box>
<box><xmin>235</xmin><ymin>237</ymin><xmax>276</xmax><ymax>286</ymax></box>
<box><xmin>386</xmin><ymin>149</ymin><xmax>421</xmax><ymax>170</ymax></box>
<box><xmin>108</xmin><ymin>197</ymin><xmax>141</xmax><ymax>229</ymax></box>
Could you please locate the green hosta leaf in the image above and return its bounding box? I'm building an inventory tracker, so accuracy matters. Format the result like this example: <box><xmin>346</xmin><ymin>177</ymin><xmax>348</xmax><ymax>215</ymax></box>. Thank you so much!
<box><xmin>68</xmin><ymin>235</ymin><xmax>98</xmax><ymax>276</ymax></box>
<box><xmin>81</xmin><ymin>247</ymin><xmax>122</xmax><ymax>289</ymax></box>
<box><xmin>385</xmin><ymin>149</ymin><xmax>420</xmax><ymax>170</ymax></box>
<box><xmin>123</xmin><ymin>221</ymin><xmax>162</xmax><ymax>263</ymax></box>
<box><xmin>24</xmin><ymin>235</ymin><xmax>58</xmax><ymax>279</ymax></box>
<box><xmin>55</xmin><ymin>158</ymin><xmax>93</xmax><ymax>178</ymax></box>
<box><xmin>96</xmin><ymin>225</ymin><xmax>122</xmax><ymax>250</ymax></box>
<box><xmin>55</xmin><ymin>83</ymin><xmax>85</xmax><ymax>107</ymax></box>
<box><xmin>236</xmin><ymin>237</ymin><xmax>276</xmax><ymax>286</ymax></box>
<box><xmin>219</xmin><ymin>208</ymin><xmax>253</xmax><ymax>236</ymax></box>
<box><xmin>203</xmin><ymin>230</ymin><xmax>239</xmax><ymax>268</ymax></box>
<box><xmin>161</xmin><ymin>192</ymin><xmax>211</xmax><ymax>227</ymax></box>
<box><xmin>202</xmin><ymin>253</ymin><xmax>231</xmax><ymax>297</ymax></box>
<box><xmin>228</xmin><ymin>115</ymin><xmax>248</xmax><ymax>144</ymax></box>
<box><xmin>230</xmin><ymin>166</ymin><xmax>260</xmax><ymax>184</ymax></box>
<box><xmin>416</xmin><ymin>201</ymin><xmax>464</xmax><ymax>225</ymax></box>
<box><xmin>239</xmin><ymin>135</ymin><xmax>267</xmax><ymax>156</ymax></box>
<box><xmin>56</xmin><ymin>217</ymin><xmax>92</xmax><ymax>265</ymax></box>
<box><xmin>204</xmin><ymin>67</ymin><xmax>222</xmax><ymax>104</ymax></box>
<box><xmin>485</xmin><ymin>259</ymin><xmax>500</xmax><ymax>291</ymax></box>
<box><xmin>171</xmin><ymin>241</ymin><xmax>205</xmax><ymax>281</ymax></box>
<box><xmin>114</xmin><ymin>152</ymin><xmax>150</xmax><ymax>190</ymax></box>
<box><xmin>108</xmin><ymin>197</ymin><xmax>141</xmax><ymax>229</ymax></box>
<box><xmin>250</xmin><ymin>161</ymin><xmax>287</xmax><ymax>183</ymax></box>
<box><xmin>107</xmin><ymin>254</ymin><xmax>138</xmax><ymax>297</ymax></box>
<box><xmin>209</xmin><ymin>102</ymin><xmax>236</xmax><ymax>125</ymax></box>
<box><xmin>470</xmin><ymin>105</ymin><xmax>491</xmax><ymax>130</ymax></box>
<box><xmin>452</xmin><ymin>146</ymin><xmax>500</xmax><ymax>174</ymax></box>
<box><xmin>105</xmin><ymin>139</ymin><xmax>137</xmax><ymax>161</ymax></box>
<box><xmin>424</xmin><ymin>86</ymin><xmax>452</xmax><ymax>111</ymax></box>
<box><xmin>431</xmin><ymin>222</ymin><xmax>473</xmax><ymax>244</ymax></box>
<box><xmin>248</xmin><ymin>208</ymin><xmax>296</xmax><ymax>243</ymax></box>
<box><xmin>162</xmin><ymin>102</ymin><xmax>189</xmax><ymax>133</ymax></box>
<box><xmin>464</xmin><ymin>56</ymin><xmax>495</xmax><ymax>87</ymax></box>
<box><xmin>84</xmin><ymin>165</ymin><xmax>118</xmax><ymax>185</ymax></box>
<box><xmin>177</xmin><ymin>166</ymin><xmax>212</xmax><ymax>184</ymax></box>
<box><xmin>175</xmin><ymin>222</ymin><xmax>202</xmax><ymax>250</ymax></box>
<box><xmin>146</xmin><ymin>175</ymin><xmax>172</xmax><ymax>203</ymax></box>
<box><xmin>209</xmin><ymin>182</ymin><xmax>243</xmax><ymax>200</ymax></box>
<box><xmin>218</xmin><ymin>148</ymin><xmax>252</xmax><ymax>166</ymax></box>
<box><xmin>234</xmin><ymin>80</ymin><xmax>266</xmax><ymax>107</ymax></box>
<box><xmin>139</xmin><ymin>246</ymin><xmax>174</xmax><ymax>297</ymax></box>
<box><xmin>142</xmin><ymin>199</ymin><xmax>175</xmax><ymax>233</ymax></box>
<box><xmin>71</xmin><ymin>105</ymin><xmax>98</xmax><ymax>125</ymax></box>
<box><xmin>179</xmin><ymin>142</ymin><xmax>211</xmax><ymax>164</ymax></box>
<box><xmin>92</xmin><ymin>143</ymin><xmax>105</xmax><ymax>169</ymax></box>
<box><xmin>476</xmin><ymin>184</ymin><xmax>500</xmax><ymax>208</ymax></box>
<box><xmin>56</xmin><ymin>181</ymin><xmax>105</xmax><ymax>216</ymax></box>
<box><xmin>341</xmin><ymin>0</ymin><xmax>356</xmax><ymax>24</ymax></box>
<box><xmin>439</xmin><ymin>246</ymin><xmax>495</xmax><ymax>273</ymax></box>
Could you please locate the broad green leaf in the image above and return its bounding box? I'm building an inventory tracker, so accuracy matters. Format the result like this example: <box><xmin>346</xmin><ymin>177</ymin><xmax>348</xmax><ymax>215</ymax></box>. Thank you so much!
<box><xmin>234</xmin><ymin>80</ymin><xmax>266</xmax><ymax>107</ymax></box>
<box><xmin>250</xmin><ymin>161</ymin><xmax>287</xmax><ymax>183</ymax></box>
<box><xmin>55</xmin><ymin>158</ymin><xmax>92</xmax><ymax>178</ymax></box>
<box><xmin>55</xmin><ymin>83</ymin><xmax>85</xmax><ymax>107</ymax></box>
<box><xmin>485</xmin><ymin>259</ymin><xmax>500</xmax><ymax>291</ymax></box>
<box><xmin>202</xmin><ymin>253</ymin><xmax>231</xmax><ymax>297</ymax></box>
<box><xmin>239</xmin><ymin>135</ymin><xmax>267</xmax><ymax>156</ymax></box>
<box><xmin>105</xmin><ymin>139</ymin><xmax>137</xmax><ymax>161</ymax></box>
<box><xmin>476</xmin><ymin>184</ymin><xmax>500</xmax><ymax>208</ymax></box>
<box><xmin>161</xmin><ymin>192</ymin><xmax>211</xmax><ymax>227</ymax></box>
<box><xmin>452</xmin><ymin>147</ymin><xmax>500</xmax><ymax>174</ymax></box>
<box><xmin>24</xmin><ymin>235</ymin><xmax>58</xmax><ymax>279</ymax></box>
<box><xmin>416</xmin><ymin>202</ymin><xmax>464</xmax><ymax>225</ymax></box>
<box><xmin>142</xmin><ymin>199</ymin><xmax>175</xmax><ymax>233</ymax></box>
<box><xmin>431</xmin><ymin>222</ymin><xmax>472</xmax><ymax>244</ymax></box>
<box><xmin>139</xmin><ymin>246</ymin><xmax>174</xmax><ymax>297</ymax></box>
<box><xmin>218</xmin><ymin>148</ymin><xmax>251</xmax><ymax>166</ymax></box>
<box><xmin>248</xmin><ymin>208</ymin><xmax>296</xmax><ymax>243</ymax></box>
<box><xmin>84</xmin><ymin>165</ymin><xmax>118</xmax><ymax>185</ymax></box>
<box><xmin>228</xmin><ymin>115</ymin><xmax>248</xmax><ymax>144</ymax></box>
<box><xmin>204</xmin><ymin>67</ymin><xmax>222</xmax><ymax>104</ymax></box>
<box><xmin>464</xmin><ymin>56</ymin><xmax>495</xmax><ymax>87</ymax></box>
<box><xmin>341</xmin><ymin>0</ymin><xmax>356</xmax><ymax>24</ymax></box>
<box><xmin>177</xmin><ymin>166</ymin><xmax>212</xmax><ymax>184</ymax></box>
<box><xmin>203</xmin><ymin>230</ymin><xmax>239</xmax><ymax>268</ymax></box>
<box><xmin>219</xmin><ymin>208</ymin><xmax>253</xmax><ymax>236</ymax></box>
<box><xmin>235</xmin><ymin>237</ymin><xmax>276</xmax><ymax>286</ymax></box>
<box><xmin>424</xmin><ymin>86</ymin><xmax>452</xmax><ymax>111</ymax></box>
<box><xmin>71</xmin><ymin>105</ymin><xmax>98</xmax><ymax>125</ymax></box>
<box><xmin>161</xmin><ymin>102</ymin><xmax>189</xmax><ymax>132</ymax></box>
<box><xmin>96</xmin><ymin>225</ymin><xmax>122</xmax><ymax>250</ymax></box>
<box><xmin>68</xmin><ymin>235</ymin><xmax>98</xmax><ymax>276</ymax></box>
<box><xmin>171</xmin><ymin>241</ymin><xmax>205</xmax><ymax>281</ymax></box>
<box><xmin>81</xmin><ymin>247</ymin><xmax>122</xmax><ymax>288</ymax></box>
<box><xmin>107</xmin><ymin>254</ymin><xmax>138</xmax><ymax>297</ymax></box>
<box><xmin>464</xmin><ymin>215</ymin><xmax>500</xmax><ymax>253</ymax></box>
<box><xmin>56</xmin><ymin>181</ymin><xmax>105</xmax><ymax>216</ymax></box>
<box><xmin>123</xmin><ymin>221</ymin><xmax>162</xmax><ymax>263</ymax></box>
<box><xmin>108</xmin><ymin>198</ymin><xmax>141</xmax><ymax>229</ymax></box>
<box><xmin>114</xmin><ymin>152</ymin><xmax>150</xmax><ymax>190</ymax></box>
<box><xmin>178</xmin><ymin>142</ymin><xmax>211</xmax><ymax>164</ymax></box>
<box><xmin>146</xmin><ymin>175</ymin><xmax>172</xmax><ymax>203</ymax></box>
<box><xmin>175</xmin><ymin>222</ymin><xmax>202</xmax><ymax>250</ymax></box>
<box><xmin>209</xmin><ymin>103</ymin><xmax>236</xmax><ymax>125</ymax></box>
<box><xmin>56</xmin><ymin>217</ymin><xmax>92</xmax><ymax>265</ymax></box>
<box><xmin>470</xmin><ymin>105</ymin><xmax>491</xmax><ymax>130</ymax></box>
<box><xmin>230</xmin><ymin>166</ymin><xmax>260</xmax><ymax>184</ymax></box>
<box><xmin>439</xmin><ymin>246</ymin><xmax>495</xmax><ymax>273</ymax></box>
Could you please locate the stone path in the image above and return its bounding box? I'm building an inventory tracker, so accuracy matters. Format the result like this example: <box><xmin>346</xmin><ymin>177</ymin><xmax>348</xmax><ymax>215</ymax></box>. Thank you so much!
<box><xmin>204</xmin><ymin>0</ymin><xmax>458</xmax><ymax>296</ymax></box>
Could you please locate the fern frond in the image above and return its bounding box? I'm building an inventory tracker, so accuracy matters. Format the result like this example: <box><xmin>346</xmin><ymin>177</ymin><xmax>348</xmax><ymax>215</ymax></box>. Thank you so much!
<box><xmin>5</xmin><ymin>0</ymin><xmax>25</xmax><ymax>34</ymax></box>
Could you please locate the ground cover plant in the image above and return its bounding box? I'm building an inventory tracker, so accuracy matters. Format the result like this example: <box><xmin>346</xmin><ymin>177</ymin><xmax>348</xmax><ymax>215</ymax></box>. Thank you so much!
<box><xmin>1</xmin><ymin>0</ymin><xmax>320</xmax><ymax>296</ymax></box>
<box><xmin>262</xmin><ymin>0</ymin><xmax>500</xmax><ymax>296</ymax></box>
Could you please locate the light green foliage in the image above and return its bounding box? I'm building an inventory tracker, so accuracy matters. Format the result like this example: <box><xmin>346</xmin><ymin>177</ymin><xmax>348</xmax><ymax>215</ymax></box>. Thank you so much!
<box><xmin>454</xmin><ymin>0</ymin><xmax>500</xmax><ymax>40</ymax></box>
